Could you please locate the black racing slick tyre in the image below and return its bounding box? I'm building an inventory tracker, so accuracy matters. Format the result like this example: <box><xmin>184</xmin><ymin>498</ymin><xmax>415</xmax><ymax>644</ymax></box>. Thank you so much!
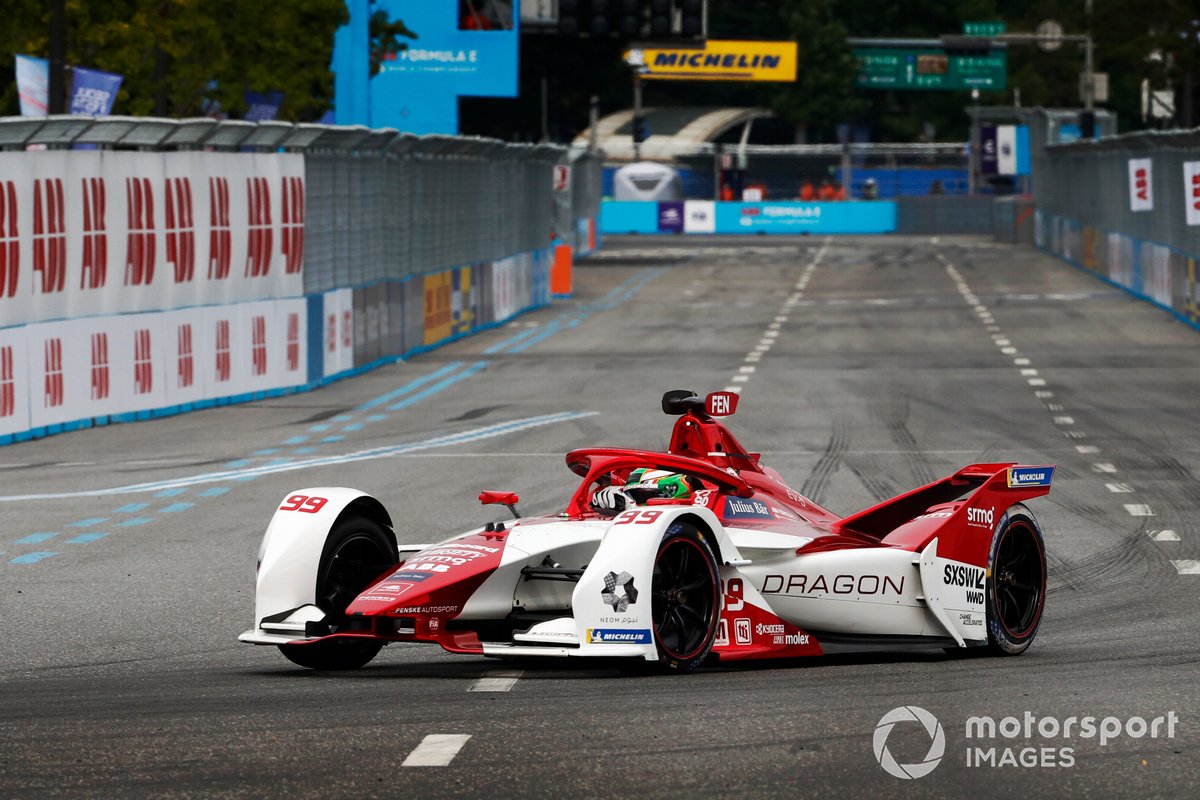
<box><xmin>986</xmin><ymin>504</ymin><xmax>1047</xmax><ymax>656</ymax></box>
<box><xmin>279</xmin><ymin>516</ymin><xmax>397</xmax><ymax>671</ymax></box>
<box><xmin>650</xmin><ymin>523</ymin><xmax>721</xmax><ymax>673</ymax></box>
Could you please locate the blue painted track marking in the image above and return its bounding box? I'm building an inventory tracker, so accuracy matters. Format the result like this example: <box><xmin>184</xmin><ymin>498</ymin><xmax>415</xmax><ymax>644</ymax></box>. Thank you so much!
<box><xmin>68</xmin><ymin>517</ymin><xmax>106</xmax><ymax>528</ymax></box>
<box><xmin>283</xmin><ymin>436</ymin><xmax>309</xmax><ymax>445</ymax></box>
<box><xmin>293</xmin><ymin>447</ymin><xmax>316</xmax><ymax>455</ymax></box>
<box><xmin>343</xmin><ymin>423</ymin><xmax>364</xmax><ymax>432</ymax></box>
<box><xmin>116</xmin><ymin>517</ymin><xmax>153</xmax><ymax>527</ymax></box>
<box><xmin>154</xmin><ymin>488</ymin><xmax>187</xmax><ymax>498</ymax></box>
<box><xmin>319</xmin><ymin>435</ymin><xmax>344</xmax><ymax>444</ymax></box>
<box><xmin>309</xmin><ymin>424</ymin><xmax>332</xmax><ymax>433</ymax></box>
<box><xmin>387</xmin><ymin>361</ymin><xmax>490</xmax><ymax>412</ymax></box>
<box><xmin>159</xmin><ymin>503</ymin><xmax>193</xmax><ymax>513</ymax></box>
<box><xmin>15</xmin><ymin>532</ymin><xmax>57</xmax><ymax>545</ymax></box>
<box><xmin>116</xmin><ymin>503</ymin><xmax>150</xmax><ymax>513</ymax></box>
<box><xmin>225</xmin><ymin>459</ymin><xmax>250</xmax><ymax>468</ymax></box>
<box><xmin>198</xmin><ymin>487</ymin><xmax>230</xmax><ymax>497</ymax></box>
<box><xmin>356</xmin><ymin>362</ymin><xmax>465</xmax><ymax>411</ymax></box>
<box><xmin>366</xmin><ymin>414</ymin><xmax>388</xmax><ymax>423</ymax></box>
<box><xmin>65</xmin><ymin>533</ymin><xmax>107</xmax><ymax>544</ymax></box>
<box><xmin>10</xmin><ymin>552</ymin><xmax>57</xmax><ymax>564</ymax></box>
<box><xmin>253</xmin><ymin>448</ymin><xmax>279</xmax><ymax>456</ymax></box>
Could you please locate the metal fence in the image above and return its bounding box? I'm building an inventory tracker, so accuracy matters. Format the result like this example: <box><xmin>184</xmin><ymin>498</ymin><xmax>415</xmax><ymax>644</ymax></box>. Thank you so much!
<box><xmin>1034</xmin><ymin>126</ymin><xmax>1200</xmax><ymax>325</ymax></box>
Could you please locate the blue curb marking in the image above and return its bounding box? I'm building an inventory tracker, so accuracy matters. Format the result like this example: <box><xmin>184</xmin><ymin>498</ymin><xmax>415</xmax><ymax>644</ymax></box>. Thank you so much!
<box><xmin>320</xmin><ymin>435</ymin><xmax>344</xmax><ymax>444</ymax></box>
<box><xmin>15</xmin><ymin>532</ymin><xmax>57</xmax><ymax>545</ymax></box>
<box><xmin>343</xmin><ymin>423</ymin><xmax>364</xmax><ymax>432</ymax></box>
<box><xmin>254</xmin><ymin>448</ymin><xmax>280</xmax><ymax>456</ymax></box>
<box><xmin>333</xmin><ymin>415</ymin><xmax>353</xmax><ymax>422</ymax></box>
<box><xmin>68</xmin><ymin>517</ymin><xmax>107</xmax><ymax>528</ymax></box>
<box><xmin>10</xmin><ymin>551</ymin><xmax>57</xmax><ymax>564</ymax></box>
<box><xmin>309</xmin><ymin>424</ymin><xmax>331</xmax><ymax>433</ymax></box>
<box><xmin>66</xmin><ymin>533</ymin><xmax>107</xmax><ymax>544</ymax></box>
<box><xmin>225</xmin><ymin>459</ymin><xmax>251</xmax><ymax>468</ymax></box>
<box><xmin>116</xmin><ymin>503</ymin><xmax>150</xmax><ymax>513</ymax></box>
<box><xmin>199</xmin><ymin>487</ymin><xmax>230</xmax><ymax>497</ymax></box>
<box><xmin>387</xmin><ymin>361</ymin><xmax>490</xmax><ymax>412</ymax></box>
<box><xmin>159</xmin><ymin>503</ymin><xmax>193</xmax><ymax>513</ymax></box>
<box><xmin>366</xmin><ymin>414</ymin><xmax>387</xmax><ymax>422</ymax></box>
<box><xmin>283</xmin><ymin>436</ymin><xmax>309</xmax><ymax>445</ymax></box>
<box><xmin>357</xmin><ymin>361</ymin><xmax>465</xmax><ymax>411</ymax></box>
<box><xmin>154</xmin><ymin>488</ymin><xmax>187</xmax><ymax>498</ymax></box>
<box><xmin>293</xmin><ymin>447</ymin><xmax>316</xmax><ymax>455</ymax></box>
<box><xmin>116</xmin><ymin>517</ymin><xmax>153</xmax><ymax>527</ymax></box>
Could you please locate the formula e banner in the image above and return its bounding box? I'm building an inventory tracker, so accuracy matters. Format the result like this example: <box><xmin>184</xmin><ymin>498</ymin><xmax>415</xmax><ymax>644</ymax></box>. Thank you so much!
<box><xmin>1129</xmin><ymin>158</ymin><xmax>1153</xmax><ymax>212</ymax></box>
<box><xmin>1184</xmin><ymin>162</ymin><xmax>1200</xmax><ymax>226</ymax></box>
<box><xmin>0</xmin><ymin>149</ymin><xmax>305</xmax><ymax>327</ymax></box>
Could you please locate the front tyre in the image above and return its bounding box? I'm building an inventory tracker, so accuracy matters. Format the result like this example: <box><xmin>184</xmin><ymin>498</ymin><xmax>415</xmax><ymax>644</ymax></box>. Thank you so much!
<box><xmin>279</xmin><ymin>516</ymin><xmax>397</xmax><ymax>670</ymax></box>
<box><xmin>986</xmin><ymin>504</ymin><xmax>1047</xmax><ymax>656</ymax></box>
<box><xmin>650</xmin><ymin>523</ymin><xmax>721</xmax><ymax>672</ymax></box>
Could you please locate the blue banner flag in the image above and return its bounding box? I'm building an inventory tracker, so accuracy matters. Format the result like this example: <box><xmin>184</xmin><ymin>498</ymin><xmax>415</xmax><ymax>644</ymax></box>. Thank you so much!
<box><xmin>244</xmin><ymin>90</ymin><xmax>285</xmax><ymax>122</ymax></box>
<box><xmin>69</xmin><ymin>66</ymin><xmax>123</xmax><ymax>116</ymax></box>
<box><xmin>15</xmin><ymin>54</ymin><xmax>49</xmax><ymax>116</ymax></box>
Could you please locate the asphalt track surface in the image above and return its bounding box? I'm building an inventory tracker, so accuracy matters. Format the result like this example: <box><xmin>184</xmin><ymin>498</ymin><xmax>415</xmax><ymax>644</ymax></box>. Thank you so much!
<box><xmin>3</xmin><ymin>235</ymin><xmax>1199</xmax><ymax>799</ymax></box>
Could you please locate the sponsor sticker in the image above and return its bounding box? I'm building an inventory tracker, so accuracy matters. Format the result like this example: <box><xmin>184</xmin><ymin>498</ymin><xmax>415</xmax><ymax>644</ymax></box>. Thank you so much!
<box><xmin>1007</xmin><ymin>466</ymin><xmax>1054</xmax><ymax>488</ymax></box>
<box><xmin>586</xmin><ymin>628</ymin><xmax>652</xmax><ymax>644</ymax></box>
<box><xmin>723</xmin><ymin>497</ymin><xmax>774</xmax><ymax>520</ymax></box>
<box><xmin>389</xmin><ymin>570</ymin><xmax>433</xmax><ymax>582</ymax></box>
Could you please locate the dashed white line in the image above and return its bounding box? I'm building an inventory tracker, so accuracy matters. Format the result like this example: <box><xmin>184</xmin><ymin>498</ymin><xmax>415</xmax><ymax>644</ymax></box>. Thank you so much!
<box><xmin>1028</xmin><ymin>378</ymin><xmax>1047</xmax><ymax>386</ymax></box>
<box><xmin>996</xmin><ymin>339</ymin><xmax>1012</xmax><ymax>347</ymax></box>
<box><xmin>1092</xmin><ymin>463</ymin><xmax>1117</xmax><ymax>473</ymax></box>
<box><xmin>402</xmin><ymin>734</ymin><xmax>472</xmax><ymax>767</ymax></box>
<box><xmin>1021</xmin><ymin>369</ymin><xmax>1040</xmax><ymax>377</ymax></box>
<box><xmin>1076</xmin><ymin>445</ymin><xmax>1100</xmax><ymax>454</ymax></box>
<box><xmin>1124</xmin><ymin>504</ymin><xmax>1155</xmax><ymax>517</ymax></box>
<box><xmin>1014</xmin><ymin>357</ymin><xmax>1031</xmax><ymax>365</ymax></box>
<box><xmin>732</xmin><ymin>374</ymin><xmax>750</xmax><ymax>383</ymax></box>
<box><xmin>1053</xmin><ymin>416</ymin><xmax>1075</xmax><ymax>425</ymax></box>
<box><xmin>1149</xmin><ymin>530</ymin><xmax>1180</xmax><ymax>542</ymax></box>
<box><xmin>1105</xmin><ymin>483</ymin><xmax>1134</xmax><ymax>493</ymax></box>
<box><xmin>723</xmin><ymin>385</ymin><xmax>742</xmax><ymax>394</ymax></box>
<box><xmin>1171</xmin><ymin>560</ymin><xmax>1200</xmax><ymax>575</ymax></box>
<box><xmin>469</xmin><ymin>670</ymin><xmax>522</xmax><ymax>692</ymax></box>
<box><xmin>1035</xmin><ymin>390</ymin><xmax>1055</xmax><ymax>399</ymax></box>
<box><xmin>1047</xmin><ymin>403</ymin><xmax>1064</xmax><ymax>412</ymax></box>
<box><xmin>1002</xmin><ymin>347</ymin><xmax>1018</xmax><ymax>355</ymax></box>
<box><xmin>739</xmin><ymin>365</ymin><xmax>756</xmax><ymax>374</ymax></box>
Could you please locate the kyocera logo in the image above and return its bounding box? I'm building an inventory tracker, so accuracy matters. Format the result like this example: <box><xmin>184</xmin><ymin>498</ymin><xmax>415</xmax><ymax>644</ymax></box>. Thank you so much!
<box><xmin>966</xmin><ymin>507</ymin><xmax>994</xmax><ymax>529</ymax></box>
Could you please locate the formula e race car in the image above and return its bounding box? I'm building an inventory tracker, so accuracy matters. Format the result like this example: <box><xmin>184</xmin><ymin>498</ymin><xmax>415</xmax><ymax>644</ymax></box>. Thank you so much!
<box><xmin>240</xmin><ymin>390</ymin><xmax>1052</xmax><ymax>672</ymax></box>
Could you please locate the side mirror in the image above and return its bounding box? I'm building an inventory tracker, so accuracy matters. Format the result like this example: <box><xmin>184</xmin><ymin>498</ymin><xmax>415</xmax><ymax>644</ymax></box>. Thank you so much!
<box><xmin>479</xmin><ymin>491</ymin><xmax>521</xmax><ymax>520</ymax></box>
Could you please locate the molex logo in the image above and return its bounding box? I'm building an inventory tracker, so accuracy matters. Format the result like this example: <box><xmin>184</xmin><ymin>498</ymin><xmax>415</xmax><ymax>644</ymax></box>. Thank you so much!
<box><xmin>873</xmin><ymin>706</ymin><xmax>945</xmax><ymax>780</ymax></box>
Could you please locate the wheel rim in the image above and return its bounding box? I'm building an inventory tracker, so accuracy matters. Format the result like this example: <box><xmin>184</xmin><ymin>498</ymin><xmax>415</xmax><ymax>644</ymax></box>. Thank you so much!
<box><xmin>993</xmin><ymin>521</ymin><xmax>1045</xmax><ymax>638</ymax></box>
<box><xmin>652</xmin><ymin>537</ymin><xmax>717</xmax><ymax>660</ymax></box>
<box><xmin>318</xmin><ymin>532</ymin><xmax>393</xmax><ymax>615</ymax></box>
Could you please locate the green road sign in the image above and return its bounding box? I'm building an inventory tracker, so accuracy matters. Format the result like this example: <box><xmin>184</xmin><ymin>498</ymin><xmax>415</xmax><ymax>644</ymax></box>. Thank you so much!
<box><xmin>853</xmin><ymin>47</ymin><xmax>1006</xmax><ymax>90</ymax></box>
<box><xmin>964</xmin><ymin>21</ymin><xmax>1006</xmax><ymax>36</ymax></box>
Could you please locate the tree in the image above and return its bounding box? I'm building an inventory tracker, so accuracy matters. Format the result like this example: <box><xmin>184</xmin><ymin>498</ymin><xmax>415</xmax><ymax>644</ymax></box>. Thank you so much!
<box><xmin>0</xmin><ymin>0</ymin><xmax>349</xmax><ymax>121</ymax></box>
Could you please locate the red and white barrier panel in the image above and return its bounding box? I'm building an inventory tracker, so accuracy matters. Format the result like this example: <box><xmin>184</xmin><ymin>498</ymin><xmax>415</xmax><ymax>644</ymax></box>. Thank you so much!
<box><xmin>0</xmin><ymin>150</ymin><xmax>304</xmax><ymax>326</ymax></box>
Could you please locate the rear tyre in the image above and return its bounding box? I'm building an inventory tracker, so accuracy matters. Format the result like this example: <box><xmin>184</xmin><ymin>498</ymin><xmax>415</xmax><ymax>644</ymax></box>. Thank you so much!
<box><xmin>986</xmin><ymin>505</ymin><xmax>1047</xmax><ymax>656</ymax></box>
<box><xmin>279</xmin><ymin>516</ymin><xmax>397</xmax><ymax>670</ymax></box>
<box><xmin>650</xmin><ymin>523</ymin><xmax>721</xmax><ymax>673</ymax></box>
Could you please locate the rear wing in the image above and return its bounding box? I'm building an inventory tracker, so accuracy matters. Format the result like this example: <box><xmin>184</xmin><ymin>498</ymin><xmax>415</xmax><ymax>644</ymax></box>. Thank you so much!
<box><xmin>834</xmin><ymin>463</ymin><xmax>1054</xmax><ymax>539</ymax></box>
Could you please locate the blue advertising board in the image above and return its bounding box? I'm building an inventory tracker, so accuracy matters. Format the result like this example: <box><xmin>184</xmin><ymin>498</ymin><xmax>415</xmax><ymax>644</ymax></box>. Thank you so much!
<box><xmin>600</xmin><ymin>201</ymin><xmax>897</xmax><ymax>235</ymax></box>
<box><xmin>332</xmin><ymin>0</ymin><xmax>519</xmax><ymax>135</ymax></box>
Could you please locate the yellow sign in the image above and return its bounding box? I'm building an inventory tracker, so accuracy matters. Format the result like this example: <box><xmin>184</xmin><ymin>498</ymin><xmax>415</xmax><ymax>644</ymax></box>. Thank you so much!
<box><xmin>627</xmin><ymin>40</ymin><xmax>797</xmax><ymax>82</ymax></box>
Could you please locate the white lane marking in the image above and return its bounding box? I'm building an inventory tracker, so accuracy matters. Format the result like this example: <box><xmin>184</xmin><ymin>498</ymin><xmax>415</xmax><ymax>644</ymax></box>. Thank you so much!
<box><xmin>1125</xmin><ymin>504</ymin><xmax>1155</xmax><ymax>516</ymax></box>
<box><xmin>1053</xmin><ymin>416</ymin><xmax>1075</xmax><ymax>425</ymax></box>
<box><xmin>775</xmin><ymin>316</ymin><xmax>788</xmax><ymax>323</ymax></box>
<box><xmin>768</xmin><ymin>322</ymin><xmax>781</xmax><ymax>330</ymax></box>
<box><xmin>0</xmin><ymin>411</ymin><xmax>597</xmax><ymax>501</ymax></box>
<box><xmin>996</xmin><ymin>339</ymin><xmax>1012</xmax><ymax>346</ymax></box>
<box><xmin>758</xmin><ymin>339</ymin><xmax>773</xmax><ymax>346</ymax></box>
<box><xmin>1077</xmin><ymin>445</ymin><xmax>1100</xmax><ymax>453</ymax></box>
<box><xmin>764</xmin><ymin>330</ymin><xmax>780</xmax><ymax>338</ymax></box>
<box><xmin>1150</xmin><ymin>530</ymin><xmax>1180</xmax><ymax>542</ymax></box>
<box><xmin>723</xmin><ymin>385</ymin><xmax>743</xmax><ymax>394</ymax></box>
<box><xmin>1047</xmin><ymin>403</ymin><xmax>1064</xmax><ymax>412</ymax></box>
<box><xmin>1002</xmin><ymin>347</ymin><xmax>1018</xmax><ymax>355</ymax></box>
<box><xmin>1035</xmin><ymin>390</ymin><xmax>1054</xmax><ymax>399</ymax></box>
<box><xmin>1021</xmin><ymin>369</ymin><xmax>1039</xmax><ymax>376</ymax></box>
<box><xmin>732</xmin><ymin>374</ymin><xmax>750</xmax><ymax>383</ymax></box>
<box><xmin>1014</xmin><ymin>357</ymin><xmax>1031</xmax><ymax>365</ymax></box>
<box><xmin>402</xmin><ymin>734</ymin><xmax>472</xmax><ymax>767</ymax></box>
<box><xmin>1092</xmin><ymin>463</ymin><xmax>1117</xmax><ymax>473</ymax></box>
<box><xmin>755</xmin><ymin>343</ymin><xmax>771</xmax><ymax>351</ymax></box>
<box><xmin>1171</xmin><ymin>560</ymin><xmax>1200</xmax><ymax>575</ymax></box>
<box><xmin>1065</xmin><ymin>431</ymin><xmax>1087</xmax><ymax>439</ymax></box>
<box><xmin>469</xmin><ymin>670</ymin><xmax>523</xmax><ymax>692</ymax></box>
<box><xmin>1028</xmin><ymin>378</ymin><xmax>1047</xmax><ymax>386</ymax></box>
<box><xmin>739</xmin><ymin>365</ymin><xmax>756</xmax><ymax>374</ymax></box>
<box><xmin>1106</xmin><ymin>483</ymin><xmax>1134</xmax><ymax>493</ymax></box>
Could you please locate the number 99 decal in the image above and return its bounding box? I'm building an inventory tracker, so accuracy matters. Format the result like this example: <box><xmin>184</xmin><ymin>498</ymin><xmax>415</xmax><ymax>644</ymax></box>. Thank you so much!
<box><xmin>279</xmin><ymin>494</ymin><xmax>329</xmax><ymax>514</ymax></box>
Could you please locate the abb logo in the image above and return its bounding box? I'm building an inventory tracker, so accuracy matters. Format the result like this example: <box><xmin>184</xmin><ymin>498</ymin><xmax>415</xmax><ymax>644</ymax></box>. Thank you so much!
<box><xmin>90</xmin><ymin>332</ymin><xmax>110</xmax><ymax>401</ymax></box>
<box><xmin>1134</xmin><ymin>168</ymin><xmax>1150</xmax><ymax>202</ymax></box>
<box><xmin>1192</xmin><ymin>173</ymin><xmax>1200</xmax><ymax>210</ymax></box>
<box><xmin>0</xmin><ymin>181</ymin><xmax>17</xmax><ymax>299</ymax></box>
<box><xmin>0</xmin><ymin>345</ymin><xmax>14</xmax><ymax>417</ymax></box>
<box><xmin>177</xmin><ymin>323</ymin><xmax>194</xmax><ymax>388</ymax></box>
<box><xmin>33</xmin><ymin>178</ymin><xmax>66</xmax><ymax>294</ymax></box>
<box><xmin>208</xmin><ymin>177</ymin><xmax>232</xmax><ymax>280</ymax></box>
<box><xmin>342</xmin><ymin>310</ymin><xmax>352</xmax><ymax>348</ymax></box>
<box><xmin>327</xmin><ymin>313</ymin><xmax>337</xmax><ymax>353</ymax></box>
<box><xmin>44</xmin><ymin>337</ymin><xmax>64</xmax><ymax>408</ymax></box>
<box><xmin>215</xmin><ymin>319</ymin><xmax>231</xmax><ymax>382</ymax></box>
<box><xmin>165</xmin><ymin>176</ymin><xmax>195</xmax><ymax>283</ymax></box>
<box><xmin>281</xmin><ymin>176</ymin><xmax>304</xmax><ymax>274</ymax></box>
<box><xmin>133</xmin><ymin>328</ymin><xmax>153</xmax><ymax>395</ymax></box>
<box><xmin>245</xmin><ymin>177</ymin><xmax>273</xmax><ymax>277</ymax></box>
<box><xmin>80</xmin><ymin>177</ymin><xmax>107</xmax><ymax>289</ymax></box>
<box><xmin>125</xmin><ymin>177</ymin><xmax>156</xmax><ymax>286</ymax></box>
<box><xmin>251</xmin><ymin>315</ymin><xmax>268</xmax><ymax>376</ymax></box>
<box><xmin>286</xmin><ymin>312</ymin><xmax>300</xmax><ymax>372</ymax></box>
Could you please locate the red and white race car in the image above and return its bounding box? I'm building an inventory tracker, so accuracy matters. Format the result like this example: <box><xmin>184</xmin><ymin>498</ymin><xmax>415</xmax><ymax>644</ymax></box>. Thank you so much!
<box><xmin>240</xmin><ymin>390</ymin><xmax>1051</xmax><ymax>672</ymax></box>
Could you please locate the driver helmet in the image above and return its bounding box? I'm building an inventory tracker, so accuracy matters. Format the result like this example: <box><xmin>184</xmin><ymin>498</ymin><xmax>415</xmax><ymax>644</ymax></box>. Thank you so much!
<box><xmin>624</xmin><ymin>468</ymin><xmax>698</xmax><ymax>502</ymax></box>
